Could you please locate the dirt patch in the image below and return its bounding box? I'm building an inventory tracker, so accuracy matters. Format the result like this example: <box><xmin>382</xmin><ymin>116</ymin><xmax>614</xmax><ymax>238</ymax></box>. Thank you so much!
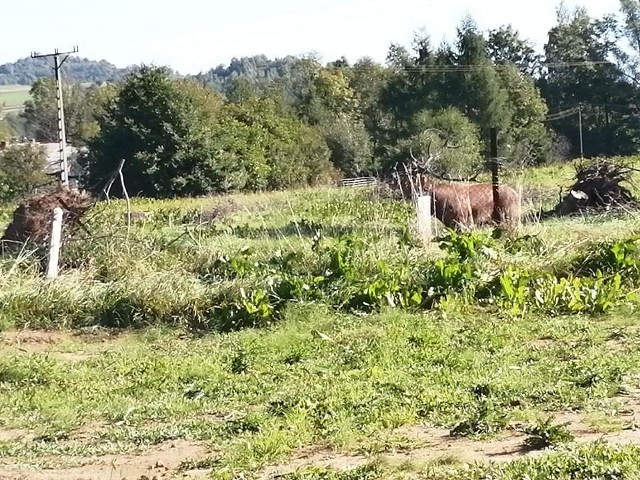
<box><xmin>0</xmin><ymin>428</ymin><xmax>32</xmax><ymax>443</ymax></box>
<box><xmin>0</xmin><ymin>330</ymin><xmax>67</xmax><ymax>351</ymax></box>
<box><xmin>256</xmin><ymin>406</ymin><xmax>640</xmax><ymax>479</ymax></box>
<box><xmin>258</xmin><ymin>446</ymin><xmax>368</xmax><ymax>480</ymax></box>
<box><xmin>0</xmin><ymin>330</ymin><xmax>94</xmax><ymax>361</ymax></box>
<box><xmin>0</xmin><ymin>328</ymin><xmax>130</xmax><ymax>355</ymax></box>
<box><xmin>51</xmin><ymin>352</ymin><xmax>97</xmax><ymax>363</ymax></box>
<box><xmin>0</xmin><ymin>440</ymin><xmax>208</xmax><ymax>480</ymax></box>
<box><xmin>529</xmin><ymin>339</ymin><xmax>556</xmax><ymax>349</ymax></box>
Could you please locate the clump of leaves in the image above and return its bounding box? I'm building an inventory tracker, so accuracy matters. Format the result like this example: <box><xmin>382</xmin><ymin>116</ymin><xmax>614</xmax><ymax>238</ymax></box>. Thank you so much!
<box><xmin>281</xmin><ymin>463</ymin><xmax>383</xmax><ymax>479</ymax></box>
<box><xmin>436</xmin><ymin>228</ymin><xmax>496</xmax><ymax>262</ymax></box>
<box><xmin>573</xmin><ymin>235</ymin><xmax>640</xmax><ymax>282</ymax></box>
<box><xmin>523</xmin><ymin>417</ymin><xmax>574</xmax><ymax>450</ymax></box>
<box><xmin>450</xmin><ymin>399</ymin><xmax>508</xmax><ymax>437</ymax></box>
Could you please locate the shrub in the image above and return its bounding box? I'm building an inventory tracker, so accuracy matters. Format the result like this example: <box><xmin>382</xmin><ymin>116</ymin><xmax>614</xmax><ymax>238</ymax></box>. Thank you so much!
<box><xmin>0</xmin><ymin>143</ymin><xmax>49</xmax><ymax>203</ymax></box>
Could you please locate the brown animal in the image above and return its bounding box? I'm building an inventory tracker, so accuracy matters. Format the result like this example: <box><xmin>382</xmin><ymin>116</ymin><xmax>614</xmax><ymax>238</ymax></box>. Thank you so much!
<box><xmin>395</xmin><ymin>140</ymin><xmax>521</xmax><ymax>230</ymax></box>
<box><xmin>417</xmin><ymin>176</ymin><xmax>521</xmax><ymax>229</ymax></box>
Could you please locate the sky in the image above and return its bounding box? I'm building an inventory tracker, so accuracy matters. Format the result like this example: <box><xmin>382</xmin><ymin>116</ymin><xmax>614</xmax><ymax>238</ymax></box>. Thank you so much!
<box><xmin>1</xmin><ymin>0</ymin><xmax>623</xmax><ymax>75</ymax></box>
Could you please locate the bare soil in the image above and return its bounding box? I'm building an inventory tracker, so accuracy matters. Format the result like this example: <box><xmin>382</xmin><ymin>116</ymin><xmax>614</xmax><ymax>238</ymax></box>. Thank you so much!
<box><xmin>0</xmin><ymin>440</ymin><xmax>208</xmax><ymax>480</ymax></box>
<box><xmin>257</xmin><ymin>404</ymin><xmax>640</xmax><ymax>479</ymax></box>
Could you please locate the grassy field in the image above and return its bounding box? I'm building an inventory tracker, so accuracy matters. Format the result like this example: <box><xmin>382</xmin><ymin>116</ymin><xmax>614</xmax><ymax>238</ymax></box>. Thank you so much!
<box><xmin>0</xmin><ymin>85</ymin><xmax>31</xmax><ymax>113</ymax></box>
<box><xmin>2</xmin><ymin>160</ymin><xmax>640</xmax><ymax>479</ymax></box>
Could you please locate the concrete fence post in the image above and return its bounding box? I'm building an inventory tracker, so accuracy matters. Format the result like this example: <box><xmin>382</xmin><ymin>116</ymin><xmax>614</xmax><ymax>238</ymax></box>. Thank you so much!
<box><xmin>46</xmin><ymin>207</ymin><xmax>63</xmax><ymax>279</ymax></box>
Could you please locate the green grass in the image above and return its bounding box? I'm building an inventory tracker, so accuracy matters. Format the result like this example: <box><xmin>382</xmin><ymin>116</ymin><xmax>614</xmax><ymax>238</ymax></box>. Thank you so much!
<box><xmin>0</xmin><ymin>84</ymin><xmax>31</xmax><ymax>111</ymax></box>
<box><xmin>2</xmin><ymin>171</ymin><xmax>640</xmax><ymax>478</ymax></box>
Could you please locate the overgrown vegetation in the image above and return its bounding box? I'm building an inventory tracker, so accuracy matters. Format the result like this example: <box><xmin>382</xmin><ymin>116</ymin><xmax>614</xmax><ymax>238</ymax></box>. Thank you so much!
<box><xmin>4</xmin><ymin>185</ymin><xmax>640</xmax><ymax>330</ymax></box>
<box><xmin>2</xmin><ymin>184</ymin><xmax>640</xmax><ymax>477</ymax></box>
<box><xmin>1</xmin><ymin>2</ymin><xmax>640</xmax><ymax>477</ymax></box>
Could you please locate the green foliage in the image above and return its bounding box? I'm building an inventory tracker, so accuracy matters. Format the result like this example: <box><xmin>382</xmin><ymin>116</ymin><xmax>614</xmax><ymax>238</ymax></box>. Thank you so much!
<box><xmin>499</xmin><ymin>268</ymin><xmax>624</xmax><ymax>317</ymax></box>
<box><xmin>542</xmin><ymin>6</ymin><xmax>638</xmax><ymax>157</ymax></box>
<box><xmin>0</xmin><ymin>143</ymin><xmax>48</xmax><ymax>202</ymax></box>
<box><xmin>523</xmin><ymin>417</ymin><xmax>575</xmax><ymax>450</ymax></box>
<box><xmin>320</xmin><ymin>117</ymin><xmax>375</xmax><ymax>176</ymax></box>
<box><xmin>574</xmin><ymin>236</ymin><xmax>640</xmax><ymax>281</ymax></box>
<box><xmin>496</xmin><ymin>63</ymin><xmax>552</xmax><ymax>165</ymax></box>
<box><xmin>0</xmin><ymin>56</ymin><xmax>133</xmax><ymax>85</ymax></box>
<box><xmin>81</xmin><ymin>66</ymin><xmax>335</xmax><ymax>197</ymax></box>
<box><xmin>396</xmin><ymin>108</ymin><xmax>483</xmax><ymax>176</ymax></box>
<box><xmin>450</xmin><ymin>399</ymin><xmax>508</xmax><ymax>437</ymax></box>
<box><xmin>225</xmin><ymin>97</ymin><xmax>336</xmax><ymax>190</ymax></box>
<box><xmin>21</xmin><ymin>79</ymin><xmax>112</xmax><ymax>145</ymax></box>
<box><xmin>283</xmin><ymin>464</ymin><xmax>383</xmax><ymax>480</ymax></box>
<box><xmin>82</xmin><ymin>66</ymin><xmax>229</xmax><ymax>197</ymax></box>
<box><xmin>487</xmin><ymin>25</ymin><xmax>541</xmax><ymax>75</ymax></box>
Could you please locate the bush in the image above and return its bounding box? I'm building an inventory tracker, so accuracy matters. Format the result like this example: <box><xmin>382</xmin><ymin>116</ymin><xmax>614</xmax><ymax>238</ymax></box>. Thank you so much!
<box><xmin>81</xmin><ymin>66</ymin><xmax>336</xmax><ymax>197</ymax></box>
<box><xmin>0</xmin><ymin>144</ymin><xmax>49</xmax><ymax>203</ymax></box>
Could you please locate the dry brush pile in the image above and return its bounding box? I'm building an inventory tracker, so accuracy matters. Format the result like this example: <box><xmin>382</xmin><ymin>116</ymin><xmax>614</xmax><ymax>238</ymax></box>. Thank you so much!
<box><xmin>554</xmin><ymin>159</ymin><xmax>640</xmax><ymax>216</ymax></box>
<box><xmin>1</xmin><ymin>187</ymin><xmax>93</xmax><ymax>251</ymax></box>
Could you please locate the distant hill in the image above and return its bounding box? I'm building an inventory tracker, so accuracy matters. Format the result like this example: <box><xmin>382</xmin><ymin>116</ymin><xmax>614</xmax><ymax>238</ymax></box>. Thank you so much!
<box><xmin>0</xmin><ymin>53</ymin><xmax>320</xmax><ymax>94</ymax></box>
<box><xmin>0</xmin><ymin>56</ymin><xmax>137</xmax><ymax>85</ymax></box>
<box><xmin>189</xmin><ymin>54</ymin><xmax>302</xmax><ymax>92</ymax></box>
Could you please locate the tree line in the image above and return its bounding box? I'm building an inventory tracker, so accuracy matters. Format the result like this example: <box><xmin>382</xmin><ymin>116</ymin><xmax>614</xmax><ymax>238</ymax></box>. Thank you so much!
<box><xmin>0</xmin><ymin>56</ymin><xmax>135</xmax><ymax>86</ymax></box>
<box><xmin>1</xmin><ymin>2</ymin><xmax>639</xmax><ymax>200</ymax></box>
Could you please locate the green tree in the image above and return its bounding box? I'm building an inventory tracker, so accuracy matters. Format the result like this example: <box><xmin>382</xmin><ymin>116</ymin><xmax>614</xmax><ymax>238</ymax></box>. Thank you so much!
<box><xmin>541</xmin><ymin>5</ymin><xmax>637</xmax><ymax>156</ymax></box>
<box><xmin>619</xmin><ymin>0</ymin><xmax>640</xmax><ymax>77</ymax></box>
<box><xmin>319</xmin><ymin>118</ymin><xmax>374</xmax><ymax>176</ymax></box>
<box><xmin>22</xmin><ymin>78</ymin><xmax>103</xmax><ymax>146</ymax></box>
<box><xmin>82</xmin><ymin>66</ymin><xmax>229</xmax><ymax>197</ymax></box>
<box><xmin>276</xmin><ymin>58</ymin><xmax>375</xmax><ymax>176</ymax></box>
<box><xmin>395</xmin><ymin>107</ymin><xmax>483</xmax><ymax>176</ymax></box>
<box><xmin>0</xmin><ymin>144</ymin><xmax>48</xmax><ymax>202</ymax></box>
<box><xmin>82</xmin><ymin>66</ymin><xmax>336</xmax><ymax>197</ymax></box>
<box><xmin>222</xmin><ymin>97</ymin><xmax>336</xmax><ymax>190</ymax></box>
<box><xmin>487</xmin><ymin>25</ymin><xmax>542</xmax><ymax>75</ymax></box>
<box><xmin>455</xmin><ymin>17</ymin><xmax>511</xmax><ymax>144</ymax></box>
<box><xmin>347</xmin><ymin>57</ymin><xmax>394</xmax><ymax>156</ymax></box>
<box><xmin>496</xmin><ymin>63</ymin><xmax>552</xmax><ymax>164</ymax></box>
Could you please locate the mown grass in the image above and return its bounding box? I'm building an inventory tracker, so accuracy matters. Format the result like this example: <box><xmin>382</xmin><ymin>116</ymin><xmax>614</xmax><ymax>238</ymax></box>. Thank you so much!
<box><xmin>2</xmin><ymin>167</ymin><xmax>640</xmax><ymax>478</ymax></box>
<box><xmin>0</xmin><ymin>84</ymin><xmax>31</xmax><ymax>109</ymax></box>
<box><xmin>2</xmin><ymin>306</ymin><xmax>640</xmax><ymax>475</ymax></box>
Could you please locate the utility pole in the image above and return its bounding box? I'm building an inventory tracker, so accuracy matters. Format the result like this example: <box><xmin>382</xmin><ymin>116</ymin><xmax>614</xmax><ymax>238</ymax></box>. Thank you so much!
<box><xmin>578</xmin><ymin>103</ymin><xmax>584</xmax><ymax>159</ymax></box>
<box><xmin>30</xmin><ymin>46</ymin><xmax>79</xmax><ymax>188</ymax></box>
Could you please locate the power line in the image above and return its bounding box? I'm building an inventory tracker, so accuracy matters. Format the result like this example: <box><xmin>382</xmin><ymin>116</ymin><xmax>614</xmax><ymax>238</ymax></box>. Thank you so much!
<box><xmin>543</xmin><ymin>104</ymin><xmax>585</xmax><ymax>158</ymax></box>
<box><xmin>544</xmin><ymin>106</ymin><xmax>582</xmax><ymax>121</ymax></box>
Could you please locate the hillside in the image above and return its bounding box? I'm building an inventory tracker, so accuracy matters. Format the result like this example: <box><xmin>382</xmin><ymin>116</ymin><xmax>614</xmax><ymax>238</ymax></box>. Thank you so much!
<box><xmin>0</xmin><ymin>56</ymin><xmax>136</xmax><ymax>85</ymax></box>
<box><xmin>189</xmin><ymin>54</ymin><xmax>302</xmax><ymax>92</ymax></box>
<box><xmin>0</xmin><ymin>53</ymin><xmax>312</xmax><ymax>93</ymax></box>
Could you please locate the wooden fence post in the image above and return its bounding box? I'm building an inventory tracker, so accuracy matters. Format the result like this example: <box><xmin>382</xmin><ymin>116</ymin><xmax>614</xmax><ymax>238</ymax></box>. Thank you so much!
<box><xmin>518</xmin><ymin>184</ymin><xmax>523</xmax><ymax>229</ymax></box>
<box><xmin>416</xmin><ymin>194</ymin><xmax>432</xmax><ymax>245</ymax></box>
<box><xmin>46</xmin><ymin>207</ymin><xmax>63</xmax><ymax>279</ymax></box>
<box><xmin>490</xmin><ymin>128</ymin><xmax>501</xmax><ymax>223</ymax></box>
